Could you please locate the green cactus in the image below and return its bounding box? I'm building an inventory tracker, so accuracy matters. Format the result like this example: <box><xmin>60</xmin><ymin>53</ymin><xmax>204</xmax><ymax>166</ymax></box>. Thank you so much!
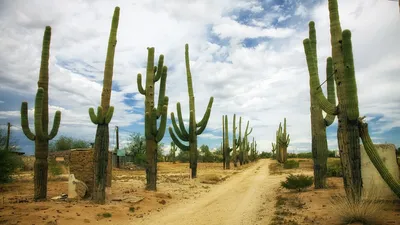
<box><xmin>239</xmin><ymin>120</ymin><xmax>252</xmax><ymax>165</ymax></box>
<box><xmin>88</xmin><ymin>7</ymin><xmax>119</xmax><ymax>204</ymax></box>
<box><xmin>136</xmin><ymin>47</ymin><xmax>169</xmax><ymax>191</ymax></box>
<box><xmin>276</xmin><ymin>118</ymin><xmax>290</xmax><ymax>163</ymax></box>
<box><xmin>232</xmin><ymin>114</ymin><xmax>241</xmax><ymax>167</ymax></box>
<box><xmin>169</xmin><ymin>44</ymin><xmax>213</xmax><ymax>178</ymax></box>
<box><xmin>303</xmin><ymin>21</ymin><xmax>337</xmax><ymax>189</ymax></box>
<box><xmin>20</xmin><ymin>26</ymin><xmax>61</xmax><ymax>201</ymax></box>
<box><xmin>305</xmin><ymin>0</ymin><xmax>400</xmax><ymax>201</ymax></box>
<box><xmin>170</xmin><ymin>142</ymin><xmax>177</xmax><ymax>164</ymax></box>
<box><xmin>222</xmin><ymin>115</ymin><xmax>232</xmax><ymax>169</ymax></box>
<box><xmin>271</xmin><ymin>142</ymin><xmax>276</xmax><ymax>160</ymax></box>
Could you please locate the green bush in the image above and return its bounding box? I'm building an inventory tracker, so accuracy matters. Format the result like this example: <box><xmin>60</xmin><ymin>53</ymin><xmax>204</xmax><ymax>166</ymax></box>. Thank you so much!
<box><xmin>283</xmin><ymin>160</ymin><xmax>300</xmax><ymax>169</ymax></box>
<box><xmin>48</xmin><ymin>159</ymin><xmax>63</xmax><ymax>176</ymax></box>
<box><xmin>0</xmin><ymin>149</ymin><xmax>24</xmax><ymax>183</ymax></box>
<box><xmin>280</xmin><ymin>174</ymin><xmax>313</xmax><ymax>192</ymax></box>
<box><xmin>327</xmin><ymin>160</ymin><xmax>343</xmax><ymax>177</ymax></box>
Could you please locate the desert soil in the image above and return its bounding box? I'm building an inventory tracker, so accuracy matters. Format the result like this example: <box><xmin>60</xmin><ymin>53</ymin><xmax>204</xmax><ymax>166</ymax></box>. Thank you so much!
<box><xmin>1</xmin><ymin>158</ymin><xmax>399</xmax><ymax>225</ymax></box>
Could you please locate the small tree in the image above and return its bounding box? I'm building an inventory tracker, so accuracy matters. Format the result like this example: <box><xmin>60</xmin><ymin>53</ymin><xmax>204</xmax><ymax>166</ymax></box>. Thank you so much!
<box><xmin>49</xmin><ymin>135</ymin><xmax>91</xmax><ymax>152</ymax></box>
<box><xmin>0</xmin><ymin>127</ymin><xmax>23</xmax><ymax>183</ymax></box>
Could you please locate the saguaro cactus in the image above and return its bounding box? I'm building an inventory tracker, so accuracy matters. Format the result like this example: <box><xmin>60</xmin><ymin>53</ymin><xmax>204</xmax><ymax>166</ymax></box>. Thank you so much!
<box><xmin>222</xmin><ymin>115</ymin><xmax>232</xmax><ymax>169</ymax></box>
<box><xmin>239</xmin><ymin>120</ymin><xmax>252</xmax><ymax>165</ymax></box>
<box><xmin>88</xmin><ymin>7</ymin><xmax>119</xmax><ymax>204</ymax></box>
<box><xmin>170</xmin><ymin>142</ymin><xmax>177</xmax><ymax>164</ymax></box>
<box><xmin>303</xmin><ymin>21</ymin><xmax>337</xmax><ymax>189</ymax></box>
<box><xmin>21</xmin><ymin>26</ymin><xmax>61</xmax><ymax>201</ymax></box>
<box><xmin>277</xmin><ymin>118</ymin><xmax>290</xmax><ymax>163</ymax></box>
<box><xmin>271</xmin><ymin>142</ymin><xmax>276</xmax><ymax>159</ymax></box>
<box><xmin>304</xmin><ymin>0</ymin><xmax>400</xmax><ymax>200</ymax></box>
<box><xmin>232</xmin><ymin>114</ymin><xmax>241</xmax><ymax>167</ymax></box>
<box><xmin>169</xmin><ymin>44</ymin><xmax>214</xmax><ymax>178</ymax></box>
<box><xmin>136</xmin><ymin>47</ymin><xmax>169</xmax><ymax>191</ymax></box>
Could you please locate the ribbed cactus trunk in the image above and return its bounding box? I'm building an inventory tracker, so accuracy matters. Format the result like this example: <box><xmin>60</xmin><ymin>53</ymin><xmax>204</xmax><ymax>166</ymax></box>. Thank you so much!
<box><xmin>223</xmin><ymin>115</ymin><xmax>231</xmax><ymax>169</ymax></box>
<box><xmin>276</xmin><ymin>119</ymin><xmax>290</xmax><ymax>163</ymax></box>
<box><xmin>88</xmin><ymin>7</ymin><xmax>119</xmax><ymax>204</ymax></box>
<box><xmin>304</xmin><ymin>21</ymin><xmax>337</xmax><ymax>189</ymax></box>
<box><xmin>169</xmin><ymin>44</ymin><xmax>213</xmax><ymax>179</ymax></box>
<box><xmin>232</xmin><ymin>114</ymin><xmax>240</xmax><ymax>167</ymax></box>
<box><xmin>20</xmin><ymin>27</ymin><xmax>61</xmax><ymax>201</ymax></box>
<box><xmin>137</xmin><ymin>46</ymin><xmax>169</xmax><ymax>191</ymax></box>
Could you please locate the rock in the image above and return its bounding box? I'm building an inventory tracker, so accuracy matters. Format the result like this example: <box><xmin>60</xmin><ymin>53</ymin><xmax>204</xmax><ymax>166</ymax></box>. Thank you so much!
<box><xmin>158</xmin><ymin>199</ymin><xmax>166</xmax><ymax>205</ymax></box>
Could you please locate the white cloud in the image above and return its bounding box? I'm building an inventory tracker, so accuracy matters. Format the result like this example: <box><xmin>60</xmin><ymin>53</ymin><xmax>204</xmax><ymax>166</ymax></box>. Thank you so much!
<box><xmin>0</xmin><ymin>0</ymin><xmax>399</xmax><ymax>154</ymax></box>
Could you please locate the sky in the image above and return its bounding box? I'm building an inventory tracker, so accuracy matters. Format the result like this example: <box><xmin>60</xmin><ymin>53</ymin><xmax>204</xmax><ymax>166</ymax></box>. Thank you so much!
<box><xmin>0</xmin><ymin>0</ymin><xmax>399</xmax><ymax>155</ymax></box>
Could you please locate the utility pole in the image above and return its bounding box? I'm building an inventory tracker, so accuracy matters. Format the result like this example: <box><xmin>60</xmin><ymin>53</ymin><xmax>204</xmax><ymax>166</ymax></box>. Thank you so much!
<box><xmin>115</xmin><ymin>126</ymin><xmax>120</xmax><ymax>168</ymax></box>
<box><xmin>5</xmin><ymin>122</ymin><xmax>10</xmax><ymax>151</ymax></box>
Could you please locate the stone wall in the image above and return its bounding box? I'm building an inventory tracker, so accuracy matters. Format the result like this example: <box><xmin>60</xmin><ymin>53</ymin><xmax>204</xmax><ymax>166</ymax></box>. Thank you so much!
<box><xmin>69</xmin><ymin>148</ymin><xmax>112</xmax><ymax>196</ymax></box>
<box><xmin>48</xmin><ymin>150</ymin><xmax>71</xmax><ymax>165</ymax></box>
<box><xmin>361</xmin><ymin>144</ymin><xmax>400</xmax><ymax>200</ymax></box>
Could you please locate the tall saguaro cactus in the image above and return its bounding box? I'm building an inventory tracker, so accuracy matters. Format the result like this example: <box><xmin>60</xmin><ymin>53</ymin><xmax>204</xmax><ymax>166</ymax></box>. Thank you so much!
<box><xmin>21</xmin><ymin>26</ymin><xmax>61</xmax><ymax>201</ymax></box>
<box><xmin>277</xmin><ymin>118</ymin><xmax>290</xmax><ymax>163</ymax></box>
<box><xmin>222</xmin><ymin>115</ymin><xmax>232</xmax><ymax>169</ymax></box>
<box><xmin>304</xmin><ymin>0</ymin><xmax>400</xmax><ymax>200</ymax></box>
<box><xmin>88</xmin><ymin>7</ymin><xmax>119</xmax><ymax>204</ymax></box>
<box><xmin>137</xmin><ymin>47</ymin><xmax>169</xmax><ymax>191</ymax></box>
<box><xmin>170</xmin><ymin>142</ymin><xmax>177</xmax><ymax>164</ymax></box>
<box><xmin>304</xmin><ymin>21</ymin><xmax>337</xmax><ymax>189</ymax></box>
<box><xmin>232</xmin><ymin>114</ymin><xmax>241</xmax><ymax>167</ymax></box>
<box><xmin>169</xmin><ymin>44</ymin><xmax>214</xmax><ymax>178</ymax></box>
<box><xmin>239</xmin><ymin>120</ymin><xmax>252</xmax><ymax>165</ymax></box>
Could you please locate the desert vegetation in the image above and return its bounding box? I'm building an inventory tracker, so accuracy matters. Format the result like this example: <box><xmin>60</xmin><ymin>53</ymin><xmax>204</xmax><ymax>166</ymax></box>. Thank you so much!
<box><xmin>0</xmin><ymin>0</ymin><xmax>399</xmax><ymax>224</ymax></box>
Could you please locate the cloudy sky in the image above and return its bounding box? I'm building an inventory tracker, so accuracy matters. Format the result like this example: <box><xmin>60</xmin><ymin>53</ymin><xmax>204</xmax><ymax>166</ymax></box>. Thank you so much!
<box><xmin>0</xmin><ymin>0</ymin><xmax>399</xmax><ymax>155</ymax></box>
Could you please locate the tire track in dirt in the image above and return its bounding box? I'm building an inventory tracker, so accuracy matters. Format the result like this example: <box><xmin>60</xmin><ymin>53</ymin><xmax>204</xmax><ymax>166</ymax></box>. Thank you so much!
<box><xmin>135</xmin><ymin>159</ymin><xmax>287</xmax><ymax>225</ymax></box>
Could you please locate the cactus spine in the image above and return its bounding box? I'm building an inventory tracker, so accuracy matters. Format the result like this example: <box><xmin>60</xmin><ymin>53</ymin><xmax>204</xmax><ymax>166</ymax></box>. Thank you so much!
<box><xmin>20</xmin><ymin>26</ymin><xmax>61</xmax><ymax>201</ymax></box>
<box><xmin>136</xmin><ymin>47</ymin><xmax>169</xmax><ymax>191</ymax></box>
<box><xmin>303</xmin><ymin>21</ymin><xmax>337</xmax><ymax>189</ymax></box>
<box><xmin>276</xmin><ymin>118</ymin><xmax>290</xmax><ymax>163</ymax></box>
<box><xmin>169</xmin><ymin>44</ymin><xmax>214</xmax><ymax>178</ymax></box>
<box><xmin>88</xmin><ymin>7</ymin><xmax>119</xmax><ymax>204</ymax></box>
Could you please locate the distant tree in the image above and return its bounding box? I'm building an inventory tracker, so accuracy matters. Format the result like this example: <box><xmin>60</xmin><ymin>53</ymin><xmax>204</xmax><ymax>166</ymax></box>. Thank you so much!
<box><xmin>176</xmin><ymin>150</ymin><xmax>190</xmax><ymax>163</ymax></box>
<box><xmin>199</xmin><ymin>144</ymin><xmax>214</xmax><ymax>162</ymax></box>
<box><xmin>157</xmin><ymin>142</ymin><xmax>165</xmax><ymax>162</ymax></box>
<box><xmin>49</xmin><ymin>135</ymin><xmax>91</xmax><ymax>152</ymax></box>
<box><xmin>124</xmin><ymin>132</ymin><xmax>146</xmax><ymax>166</ymax></box>
<box><xmin>0</xmin><ymin>127</ymin><xmax>23</xmax><ymax>183</ymax></box>
<box><xmin>213</xmin><ymin>147</ymin><xmax>224</xmax><ymax>162</ymax></box>
<box><xmin>259</xmin><ymin>151</ymin><xmax>272</xmax><ymax>158</ymax></box>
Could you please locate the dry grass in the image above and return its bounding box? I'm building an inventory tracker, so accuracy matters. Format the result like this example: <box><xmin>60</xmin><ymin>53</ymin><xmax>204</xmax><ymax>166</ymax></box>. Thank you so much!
<box><xmin>330</xmin><ymin>188</ymin><xmax>386</xmax><ymax>225</ymax></box>
<box><xmin>199</xmin><ymin>174</ymin><xmax>228</xmax><ymax>184</ymax></box>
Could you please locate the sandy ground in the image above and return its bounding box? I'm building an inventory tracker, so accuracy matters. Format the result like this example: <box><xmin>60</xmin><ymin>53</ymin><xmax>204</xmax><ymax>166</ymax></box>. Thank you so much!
<box><xmin>1</xmin><ymin>158</ymin><xmax>399</xmax><ymax>225</ymax></box>
<box><xmin>137</xmin><ymin>159</ymin><xmax>286</xmax><ymax>225</ymax></box>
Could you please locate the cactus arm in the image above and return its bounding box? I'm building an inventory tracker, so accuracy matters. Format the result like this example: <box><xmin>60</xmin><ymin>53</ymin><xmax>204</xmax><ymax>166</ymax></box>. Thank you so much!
<box><xmin>168</xmin><ymin>127</ymin><xmax>190</xmax><ymax>151</ymax></box>
<box><xmin>21</xmin><ymin>102</ymin><xmax>36</xmax><ymax>141</ymax></box>
<box><xmin>100</xmin><ymin>6</ymin><xmax>119</xmax><ymax>111</ymax></box>
<box><xmin>96</xmin><ymin>106</ymin><xmax>104</xmax><ymax>123</ymax></box>
<box><xmin>155</xmin><ymin>104</ymin><xmax>168</xmax><ymax>142</ymax></box>
<box><xmin>176</xmin><ymin>102</ymin><xmax>190</xmax><ymax>137</ymax></box>
<box><xmin>342</xmin><ymin>30</ymin><xmax>359</xmax><ymax>121</ymax></box>
<box><xmin>358</xmin><ymin>120</ymin><xmax>400</xmax><ymax>198</ymax></box>
<box><xmin>324</xmin><ymin>57</ymin><xmax>336</xmax><ymax>126</ymax></box>
<box><xmin>136</xmin><ymin>73</ymin><xmax>146</xmax><ymax>95</ymax></box>
<box><xmin>105</xmin><ymin>106</ymin><xmax>114</xmax><ymax>124</ymax></box>
<box><xmin>303</xmin><ymin>38</ymin><xmax>338</xmax><ymax>116</ymax></box>
<box><xmin>196</xmin><ymin>97</ymin><xmax>214</xmax><ymax>128</ymax></box>
<box><xmin>195</xmin><ymin>97</ymin><xmax>213</xmax><ymax>135</ymax></box>
<box><xmin>48</xmin><ymin>110</ymin><xmax>61</xmax><ymax>140</ymax></box>
<box><xmin>156</xmin><ymin>66</ymin><xmax>168</xmax><ymax>117</ymax></box>
<box><xmin>89</xmin><ymin>107</ymin><xmax>98</xmax><ymax>124</ymax></box>
<box><xmin>154</xmin><ymin>55</ymin><xmax>164</xmax><ymax>82</ymax></box>
<box><xmin>33</xmin><ymin>88</ymin><xmax>46</xmax><ymax>141</ymax></box>
<box><xmin>170</xmin><ymin>112</ymin><xmax>189</xmax><ymax>141</ymax></box>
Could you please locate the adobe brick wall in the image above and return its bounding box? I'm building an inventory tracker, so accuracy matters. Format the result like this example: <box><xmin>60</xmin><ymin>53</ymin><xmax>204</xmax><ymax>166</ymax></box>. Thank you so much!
<box><xmin>361</xmin><ymin>144</ymin><xmax>400</xmax><ymax>200</ymax></box>
<box><xmin>69</xmin><ymin>148</ymin><xmax>112</xmax><ymax>196</ymax></box>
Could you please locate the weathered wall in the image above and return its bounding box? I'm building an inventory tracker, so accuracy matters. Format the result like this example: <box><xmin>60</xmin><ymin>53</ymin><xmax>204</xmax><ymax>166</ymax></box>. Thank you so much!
<box><xmin>361</xmin><ymin>144</ymin><xmax>400</xmax><ymax>200</ymax></box>
<box><xmin>69</xmin><ymin>148</ymin><xmax>112</xmax><ymax>196</ymax></box>
<box><xmin>48</xmin><ymin>150</ymin><xmax>71</xmax><ymax>165</ymax></box>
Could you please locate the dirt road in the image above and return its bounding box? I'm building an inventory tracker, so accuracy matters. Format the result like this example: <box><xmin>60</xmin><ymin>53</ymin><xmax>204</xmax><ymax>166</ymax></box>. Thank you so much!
<box><xmin>136</xmin><ymin>159</ymin><xmax>286</xmax><ymax>225</ymax></box>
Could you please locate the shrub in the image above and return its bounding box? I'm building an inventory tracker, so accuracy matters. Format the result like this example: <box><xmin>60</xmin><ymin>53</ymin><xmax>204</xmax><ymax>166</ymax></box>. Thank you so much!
<box><xmin>283</xmin><ymin>160</ymin><xmax>299</xmax><ymax>169</ymax></box>
<box><xmin>280</xmin><ymin>174</ymin><xmax>313</xmax><ymax>192</ymax></box>
<box><xmin>327</xmin><ymin>160</ymin><xmax>343</xmax><ymax>177</ymax></box>
<box><xmin>0</xmin><ymin>149</ymin><xmax>24</xmax><ymax>183</ymax></box>
<box><xmin>48</xmin><ymin>159</ymin><xmax>63</xmax><ymax>176</ymax></box>
<box><xmin>330</xmin><ymin>188</ymin><xmax>384</xmax><ymax>224</ymax></box>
